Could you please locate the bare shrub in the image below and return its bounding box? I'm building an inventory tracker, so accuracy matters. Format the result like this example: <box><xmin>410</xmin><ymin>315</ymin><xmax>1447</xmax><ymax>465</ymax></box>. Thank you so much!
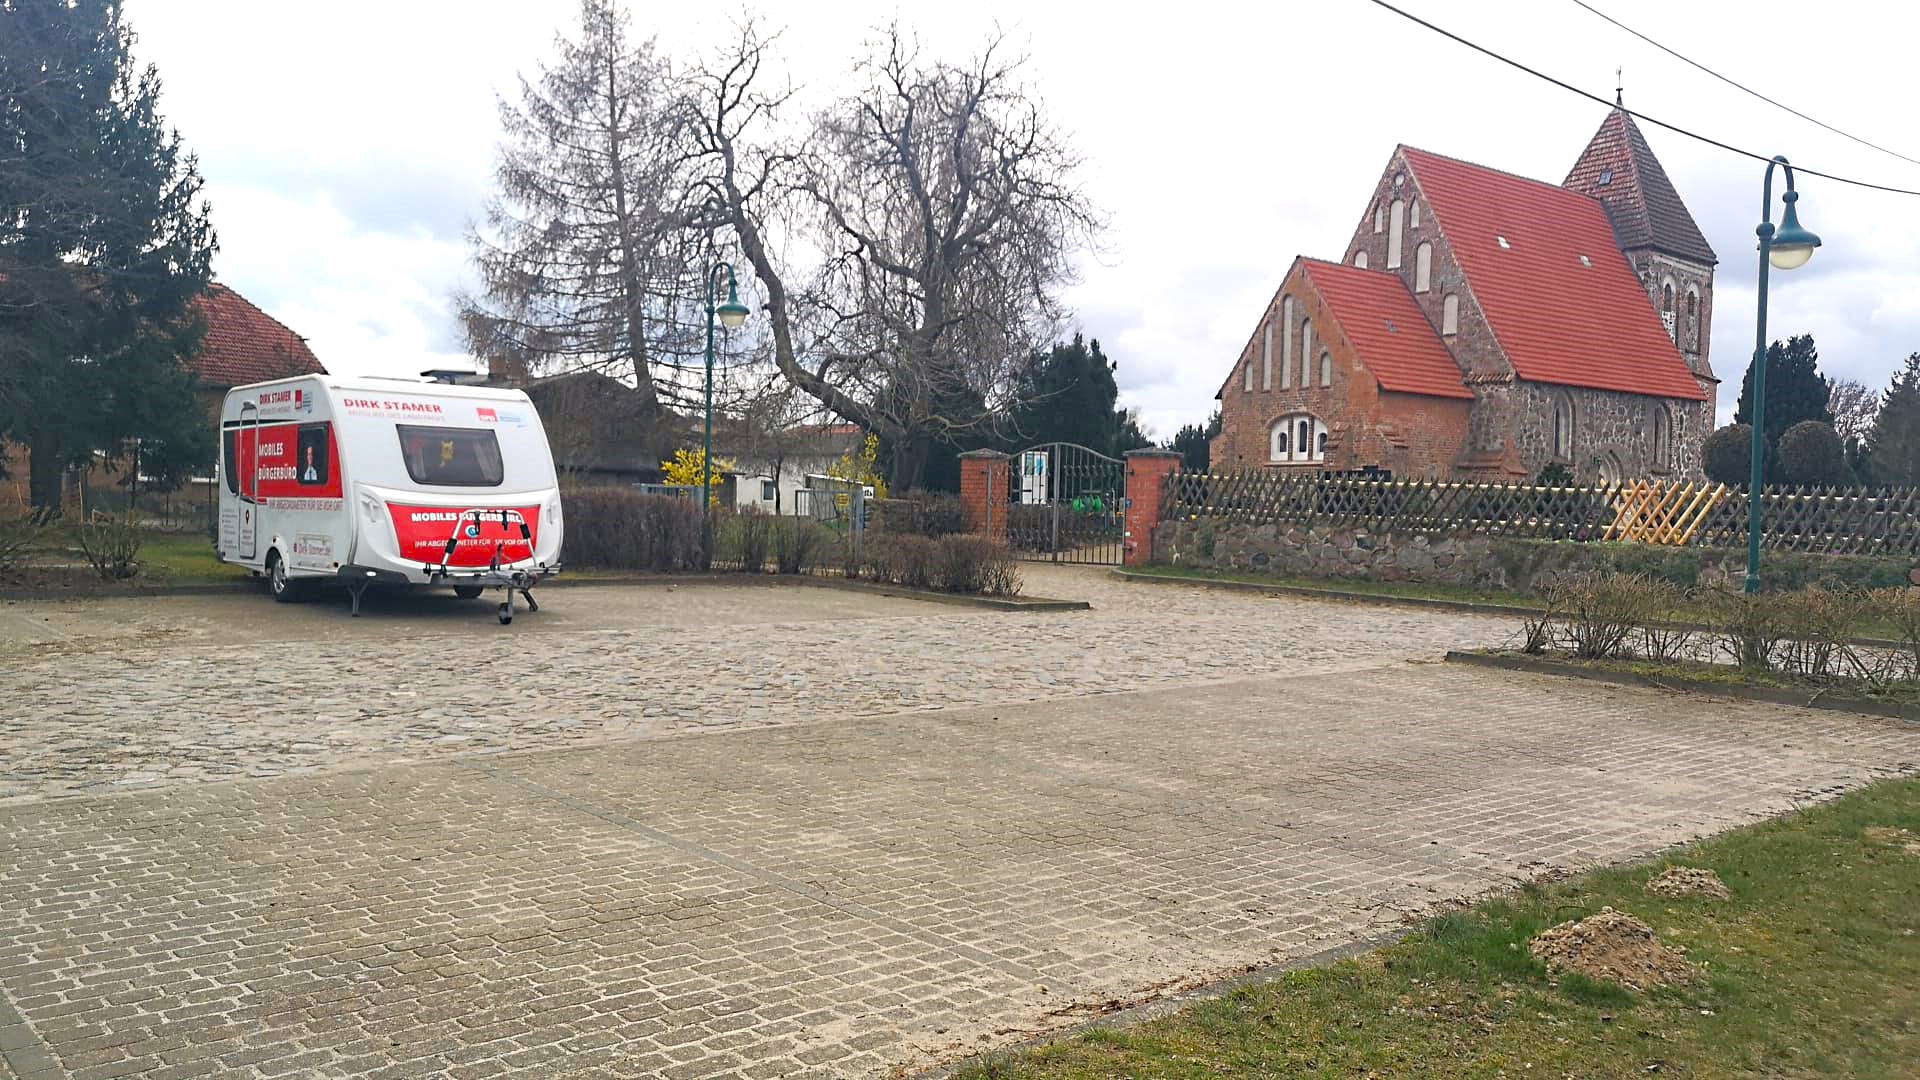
<box><xmin>1635</xmin><ymin>579</ymin><xmax>1699</xmax><ymax>663</ymax></box>
<box><xmin>1869</xmin><ymin>588</ymin><xmax>1920</xmax><ymax>685</ymax></box>
<box><xmin>770</xmin><ymin>518</ymin><xmax>829</xmax><ymax>575</ymax></box>
<box><xmin>561</xmin><ymin>489</ymin><xmax>704</xmax><ymax>571</ymax></box>
<box><xmin>77</xmin><ymin>511</ymin><xmax>143</xmax><ymax>580</ymax></box>
<box><xmin>930</xmin><ymin>535</ymin><xmax>1021</xmax><ymax>595</ymax></box>
<box><xmin>1774</xmin><ymin>587</ymin><xmax>1870</xmax><ymax>680</ymax></box>
<box><xmin>0</xmin><ymin>512</ymin><xmax>50</xmax><ymax>581</ymax></box>
<box><xmin>1547</xmin><ymin>572</ymin><xmax>1661</xmax><ymax>660</ymax></box>
<box><xmin>1520</xmin><ymin>591</ymin><xmax>1563</xmax><ymax>655</ymax></box>
<box><xmin>1707</xmin><ymin>589</ymin><xmax>1788</xmax><ymax>672</ymax></box>
<box><xmin>734</xmin><ymin>509</ymin><xmax>772</xmax><ymax>573</ymax></box>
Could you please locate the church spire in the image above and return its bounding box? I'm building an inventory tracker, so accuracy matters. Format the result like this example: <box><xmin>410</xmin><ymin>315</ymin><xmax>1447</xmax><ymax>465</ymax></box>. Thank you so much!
<box><xmin>1564</xmin><ymin>106</ymin><xmax>1716</xmax><ymax>266</ymax></box>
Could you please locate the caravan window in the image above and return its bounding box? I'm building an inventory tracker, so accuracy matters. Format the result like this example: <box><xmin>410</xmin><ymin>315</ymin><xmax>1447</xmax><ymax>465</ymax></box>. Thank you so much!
<box><xmin>397</xmin><ymin>425</ymin><xmax>503</xmax><ymax>487</ymax></box>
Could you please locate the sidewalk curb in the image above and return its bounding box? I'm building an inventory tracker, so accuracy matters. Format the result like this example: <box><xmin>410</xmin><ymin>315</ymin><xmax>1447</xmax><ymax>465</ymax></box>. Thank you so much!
<box><xmin>0</xmin><ymin>572</ymin><xmax>1090</xmax><ymax>613</ymax></box>
<box><xmin>1443</xmin><ymin>649</ymin><xmax>1920</xmax><ymax>722</ymax></box>
<box><xmin>1109</xmin><ymin>567</ymin><xmax>1539</xmax><ymax>619</ymax></box>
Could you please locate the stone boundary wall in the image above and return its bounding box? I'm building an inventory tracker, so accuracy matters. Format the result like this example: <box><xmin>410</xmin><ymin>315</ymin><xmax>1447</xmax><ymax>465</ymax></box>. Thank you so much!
<box><xmin>1152</xmin><ymin>518</ymin><xmax>1912</xmax><ymax>594</ymax></box>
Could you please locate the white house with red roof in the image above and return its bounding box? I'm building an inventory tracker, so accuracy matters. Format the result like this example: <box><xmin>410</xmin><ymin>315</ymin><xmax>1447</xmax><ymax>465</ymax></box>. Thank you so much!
<box><xmin>1213</xmin><ymin>105</ymin><xmax>1716</xmax><ymax>484</ymax></box>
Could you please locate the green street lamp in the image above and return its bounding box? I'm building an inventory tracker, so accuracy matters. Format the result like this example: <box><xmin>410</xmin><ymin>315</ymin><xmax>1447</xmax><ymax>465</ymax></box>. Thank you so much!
<box><xmin>1745</xmin><ymin>156</ymin><xmax>1822</xmax><ymax>593</ymax></box>
<box><xmin>704</xmin><ymin>262</ymin><xmax>751</xmax><ymax>558</ymax></box>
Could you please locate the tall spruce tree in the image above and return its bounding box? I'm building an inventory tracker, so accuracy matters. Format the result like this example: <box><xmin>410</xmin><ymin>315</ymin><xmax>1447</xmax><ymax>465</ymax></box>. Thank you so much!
<box><xmin>1734</xmin><ymin>334</ymin><xmax>1833</xmax><ymax>474</ymax></box>
<box><xmin>1866</xmin><ymin>353</ymin><xmax>1920</xmax><ymax>487</ymax></box>
<box><xmin>1007</xmin><ymin>335</ymin><xmax>1134</xmax><ymax>456</ymax></box>
<box><xmin>1</xmin><ymin>0</ymin><xmax>217</xmax><ymax>511</ymax></box>
<box><xmin>1165</xmin><ymin>409</ymin><xmax>1219</xmax><ymax>473</ymax></box>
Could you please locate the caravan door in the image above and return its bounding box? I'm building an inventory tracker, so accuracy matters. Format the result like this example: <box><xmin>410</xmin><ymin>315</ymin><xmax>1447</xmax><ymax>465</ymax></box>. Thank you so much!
<box><xmin>237</xmin><ymin>401</ymin><xmax>259</xmax><ymax>561</ymax></box>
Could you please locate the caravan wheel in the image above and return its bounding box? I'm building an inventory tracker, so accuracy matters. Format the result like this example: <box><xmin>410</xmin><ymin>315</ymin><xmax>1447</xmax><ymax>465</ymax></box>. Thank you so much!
<box><xmin>266</xmin><ymin>552</ymin><xmax>306</xmax><ymax>604</ymax></box>
<box><xmin>453</xmin><ymin>585</ymin><xmax>484</xmax><ymax>600</ymax></box>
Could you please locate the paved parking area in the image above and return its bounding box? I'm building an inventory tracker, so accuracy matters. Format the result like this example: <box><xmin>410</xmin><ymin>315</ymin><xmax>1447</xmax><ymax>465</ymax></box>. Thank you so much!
<box><xmin>0</xmin><ymin>568</ymin><xmax>1514</xmax><ymax>803</ymax></box>
<box><xmin>2</xmin><ymin>568</ymin><xmax>1917</xmax><ymax>1079</ymax></box>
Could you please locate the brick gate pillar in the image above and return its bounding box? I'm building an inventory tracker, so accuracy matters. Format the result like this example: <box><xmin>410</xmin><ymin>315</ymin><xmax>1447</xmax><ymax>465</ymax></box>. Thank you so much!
<box><xmin>958</xmin><ymin>449</ymin><xmax>1011</xmax><ymax>546</ymax></box>
<box><xmin>1122</xmin><ymin>449</ymin><xmax>1182</xmax><ymax>567</ymax></box>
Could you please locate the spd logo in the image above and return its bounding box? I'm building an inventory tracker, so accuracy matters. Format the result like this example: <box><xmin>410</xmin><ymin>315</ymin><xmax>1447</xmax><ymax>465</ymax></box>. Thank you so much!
<box><xmin>476</xmin><ymin>407</ymin><xmax>498</xmax><ymax>423</ymax></box>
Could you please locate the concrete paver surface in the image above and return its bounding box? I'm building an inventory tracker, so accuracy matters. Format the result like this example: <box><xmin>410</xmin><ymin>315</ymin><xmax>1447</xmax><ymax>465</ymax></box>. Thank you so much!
<box><xmin>2</xmin><ymin>567</ymin><xmax>1916</xmax><ymax>1079</ymax></box>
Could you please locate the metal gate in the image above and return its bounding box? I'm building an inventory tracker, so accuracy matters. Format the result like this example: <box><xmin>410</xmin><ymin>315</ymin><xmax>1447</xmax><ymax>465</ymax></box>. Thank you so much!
<box><xmin>1006</xmin><ymin>442</ymin><xmax>1125</xmax><ymax>564</ymax></box>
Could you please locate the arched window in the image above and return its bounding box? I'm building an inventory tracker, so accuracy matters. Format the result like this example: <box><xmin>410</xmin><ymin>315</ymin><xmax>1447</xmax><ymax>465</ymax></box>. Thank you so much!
<box><xmin>1243</xmin><ymin>353</ymin><xmax>1254</xmax><ymax>392</ymax></box>
<box><xmin>1685</xmin><ymin>287</ymin><xmax>1700</xmax><ymax>351</ymax></box>
<box><xmin>1552</xmin><ymin>393</ymin><xmax>1575</xmax><ymax>461</ymax></box>
<box><xmin>1414</xmin><ymin>242</ymin><xmax>1433</xmax><ymax>293</ymax></box>
<box><xmin>1409</xmin><ymin>200</ymin><xmax>1421</xmax><ymax>228</ymax></box>
<box><xmin>1281</xmin><ymin>296</ymin><xmax>1295</xmax><ymax>388</ymax></box>
<box><xmin>1261</xmin><ymin>319</ymin><xmax>1273</xmax><ymax>391</ymax></box>
<box><xmin>1442</xmin><ymin>294</ymin><xmax>1460</xmax><ymax>336</ymax></box>
<box><xmin>1661</xmin><ymin>279</ymin><xmax>1678</xmax><ymax>344</ymax></box>
<box><xmin>1320</xmin><ymin>349</ymin><xmax>1333</xmax><ymax>387</ymax></box>
<box><xmin>1650</xmin><ymin>405</ymin><xmax>1672</xmax><ymax>472</ymax></box>
<box><xmin>1387</xmin><ymin>199</ymin><xmax>1406</xmax><ymax>268</ymax></box>
<box><xmin>1353</xmin><ymin>250</ymin><xmax>1369</xmax><ymax>269</ymax></box>
<box><xmin>1272</xmin><ymin>413</ymin><xmax>1329</xmax><ymax>464</ymax></box>
<box><xmin>1374</xmin><ymin>203</ymin><xmax>1385</xmax><ymax>233</ymax></box>
<box><xmin>1662</xmin><ymin>282</ymin><xmax>1674</xmax><ymax>311</ymax></box>
<box><xmin>1299</xmin><ymin>318</ymin><xmax>1314</xmax><ymax>386</ymax></box>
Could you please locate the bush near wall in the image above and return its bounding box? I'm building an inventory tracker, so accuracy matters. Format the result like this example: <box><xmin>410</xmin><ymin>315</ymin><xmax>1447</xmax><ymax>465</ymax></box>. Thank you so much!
<box><xmin>561</xmin><ymin>488</ymin><xmax>705</xmax><ymax>571</ymax></box>
<box><xmin>870</xmin><ymin>494</ymin><xmax>968</xmax><ymax>537</ymax></box>
<box><xmin>1154</xmin><ymin>518</ymin><xmax>1911</xmax><ymax>596</ymax></box>
<box><xmin>860</xmin><ymin>533</ymin><xmax>1021</xmax><ymax>596</ymax></box>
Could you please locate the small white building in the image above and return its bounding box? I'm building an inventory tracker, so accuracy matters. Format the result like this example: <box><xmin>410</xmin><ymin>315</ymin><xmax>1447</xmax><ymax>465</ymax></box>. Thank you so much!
<box><xmin>724</xmin><ymin>423</ymin><xmax>864</xmax><ymax>515</ymax></box>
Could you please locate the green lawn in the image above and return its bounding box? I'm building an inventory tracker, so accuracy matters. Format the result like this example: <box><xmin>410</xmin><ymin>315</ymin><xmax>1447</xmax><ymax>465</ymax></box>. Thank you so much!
<box><xmin>13</xmin><ymin>526</ymin><xmax>248</xmax><ymax>586</ymax></box>
<box><xmin>957</xmin><ymin>776</ymin><xmax>1920</xmax><ymax>1080</ymax></box>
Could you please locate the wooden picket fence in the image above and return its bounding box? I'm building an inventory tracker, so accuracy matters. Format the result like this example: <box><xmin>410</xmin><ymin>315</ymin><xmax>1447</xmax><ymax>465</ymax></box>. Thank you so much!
<box><xmin>1162</xmin><ymin>471</ymin><xmax>1920</xmax><ymax>557</ymax></box>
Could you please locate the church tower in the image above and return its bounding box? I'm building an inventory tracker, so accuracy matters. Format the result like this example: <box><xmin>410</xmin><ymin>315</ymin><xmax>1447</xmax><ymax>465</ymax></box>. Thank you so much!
<box><xmin>1564</xmin><ymin>104</ymin><xmax>1718</xmax><ymax>416</ymax></box>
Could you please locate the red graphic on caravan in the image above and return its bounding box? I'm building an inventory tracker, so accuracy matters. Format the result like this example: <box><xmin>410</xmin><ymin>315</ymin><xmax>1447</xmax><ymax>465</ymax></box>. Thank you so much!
<box><xmin>230</xmin><ymin>422</ymin><xmax>344</xmax><ymax>499</ymax></box>
<box><xmin>387</xmin><ymin>504</ymin><xmax>541</xmax><ymax>567</ymax></box>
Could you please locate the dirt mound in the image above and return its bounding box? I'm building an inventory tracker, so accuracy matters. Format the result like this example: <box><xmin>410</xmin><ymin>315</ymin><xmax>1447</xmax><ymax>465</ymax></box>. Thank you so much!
<box><xmin>1863</xmin><ymin>826</ymin><xmax>1920</xmax><ymax>854</ymax></box>
<box><xmin>1645</xmin><ymin>866</ymin><xmax>1731</xmax><ymax>900</ymax></box>
<box><xmin>1528</xmin><ymin>907</ymin><xmax>1697</xmax><ymax>991</ymax></box>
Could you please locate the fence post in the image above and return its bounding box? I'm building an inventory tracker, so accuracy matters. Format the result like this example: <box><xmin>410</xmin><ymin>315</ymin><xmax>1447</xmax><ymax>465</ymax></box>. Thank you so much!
<box><xmin>1122</xmin><ymin>449</ymin><xmax>1182</xmax><ymax>567</ymax></box>
<box><xmin>958</xmin><ymin>449</ymin><xmax>1011</xmax><ymax>546</ymax></box>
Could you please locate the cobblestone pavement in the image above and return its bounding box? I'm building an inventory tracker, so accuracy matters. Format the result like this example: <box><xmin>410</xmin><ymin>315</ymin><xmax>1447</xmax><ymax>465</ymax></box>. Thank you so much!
<box><xmin>0</xmin><ymin>568</ymin><xmax>1515</xmax><ymax>803</ymax></box>
<box><xmin>4</xmin><ymin>569</ymin><xmax>1918</xmax><ymax>1079</ymax></box>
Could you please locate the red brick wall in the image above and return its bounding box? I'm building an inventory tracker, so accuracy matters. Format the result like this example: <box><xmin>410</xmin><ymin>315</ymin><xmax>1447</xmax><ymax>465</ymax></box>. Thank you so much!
<box><xmin>957</xmin><ymin>451</ymin><xmax>1011</xmax><ymax>545</ymax></box>
<box><xmin>1122</xmin><ymin>450</ymin><xmax>1181</xmax><ymax>566</ymax></box>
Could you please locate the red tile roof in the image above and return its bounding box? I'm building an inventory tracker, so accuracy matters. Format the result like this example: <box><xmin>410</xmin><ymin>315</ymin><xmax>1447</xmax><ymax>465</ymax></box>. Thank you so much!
<box><xmin>1403</xmin><ymin>146</ymin><xmax>1706</xmax><ymax>401</ymax></box>
<box><xmin>187</xmin><ymin>284</ymin><xmax>325</xmax><ymax>388</ymax></box>
<box><xmin>1299</xmin><ymin>260</ymin><xmax>1472</xmax><ymax>399</ymax></box>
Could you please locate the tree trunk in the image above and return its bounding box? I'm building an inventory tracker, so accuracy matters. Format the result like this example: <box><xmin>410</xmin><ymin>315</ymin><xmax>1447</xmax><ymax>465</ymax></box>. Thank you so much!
<box><xmin>26</xmin><ymin>433</ymin><xmax>64</xmax><ymax>515</ymax></box>
<box><xmin>889</xmin><ymin>434</ymin><xmax>931</xmax><ymax>494</ymax></box>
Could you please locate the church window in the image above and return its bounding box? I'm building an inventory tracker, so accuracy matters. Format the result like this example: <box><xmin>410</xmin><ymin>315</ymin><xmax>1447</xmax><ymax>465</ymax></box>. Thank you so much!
<box><xmin>1414</xmin><ymin>242</ymin><xmax>1433</xmax><ymax>293</ymax></box>
<box><xmin>1261</xmin><ymin>320</ymin><xmax>1273</xmax><ymax>390</ymax></box>
<box><xmin>1272</xmin><ymin>413</ymin><xmax>1328</xmax><ymax>464</ymax></box>
<box><xmin>1353</xmin><ymin>250</ymin><xmax>1369</xmax><ymax>269</ymax></box>
<box><xmin>1387</xmin><ymin>200</ymin><xmax>1406</xmax><ymax>268</ymax></box>
<box><xmin>1243</xmin><ymin>355</ymin><xmax>1253</xmax><ymax>392</ymax></box>
<box><xmin>1651</xmin><ymin>404</ymin><xmax>1672</xmax><ymax>472</ymax></box>
<box><xmin>1685</xmin><ymin>287</ymin><xmax>1700</xmax><ymax>350</ymax></box>
<box><xmin>1281</xmin><ymin>297</ymin><xmax>1295</xmax><ymax>387</ymax></box>
<box><xmin>1552</xmin><ymin>393</ymin><xmax>1575</xmax><ymax>461</ymax></box>
<box><xmin>1409</xmin><ymin>200</ymin><xmax>1421</xmax><ymax>228</ymax></box>
<box><xmin>1300</xmin><ymin>318</ymin><xmax>1314</xmax><ymax>385</ymax></box>
<box><xmin>1320</xmin><ymin>349</ymin><xmax>1333</xmax><ymax>387</ymax></box>
<box><xmin>1442</xmin><ymin>294</ymin><xmax>1459</xmax><ymax>335</ymax></box>
<box><xmin>1374</xmin><ymin>204</ymin><xmax>1385</xmax><ymax>233</ymax></box>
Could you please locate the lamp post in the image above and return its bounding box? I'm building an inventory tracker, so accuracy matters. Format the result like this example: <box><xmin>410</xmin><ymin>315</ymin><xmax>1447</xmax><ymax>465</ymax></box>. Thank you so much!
<box><xmin>703</xmin><ymin>262</ymin><xmax>751</xmax><ymax>557</ymax></box>
<box><xmin>1744</xmin><ymin>156</ymin><xmax>1821</xmax><ymax>594</ymax></box>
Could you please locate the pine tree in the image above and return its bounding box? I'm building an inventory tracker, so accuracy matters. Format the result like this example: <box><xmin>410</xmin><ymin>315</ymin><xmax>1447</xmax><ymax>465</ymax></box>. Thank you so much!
<box><xmin>1866</xmin><ymin>353</ymin><xmax>1920</xmax><ymax>487</ymax></box>
<box><xmin>1734</xmin><ymin>334</ymin><xmax>1833</xmax><ymax>475</ymax></box>
<box><xmin>1008</xmin><ymin>336</ymin><xmax>1135</xmax><ymax>456</ymax></box>
<box><xmin>0</xmin><ymin>0</ymin><xmax>217</xmax><ymax>511</ymax></box>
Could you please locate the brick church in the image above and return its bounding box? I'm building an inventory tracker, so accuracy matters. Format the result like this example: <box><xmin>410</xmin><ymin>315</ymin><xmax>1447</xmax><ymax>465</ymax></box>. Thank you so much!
<box><xmin>1212</xmin><ymin>105</ymin><xmax>1718</xmax><ymax>484</ymax></box>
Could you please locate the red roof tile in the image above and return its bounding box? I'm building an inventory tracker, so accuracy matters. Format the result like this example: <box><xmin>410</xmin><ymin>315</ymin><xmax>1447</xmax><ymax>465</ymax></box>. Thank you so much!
<box><xmin>1299</xmin><ymin>260</ymin><xmax>1473</xmax><ymax>399</ymax></box>
<box><xmin>1403</xmin><ymin>146</ymin><xmax>1705</xmax><ymax>401</ymax></box>
<box><xmin>187</xmin><ymin>284</ymin><xmax>325</xmax><ymax>388</ymax></box>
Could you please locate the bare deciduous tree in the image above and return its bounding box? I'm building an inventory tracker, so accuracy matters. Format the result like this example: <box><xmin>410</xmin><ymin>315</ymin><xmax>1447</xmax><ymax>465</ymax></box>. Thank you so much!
<box><xmin>1828</xmin><ymin>378</ymin><xmax>1879</xmax><ymax>448</ymax></box>
<box><xmin>691</xmin><ymin>23</ymin><xmax>1099</xmax><ymax>490</ymax></box>
<box><xmin>460</xmin><ymin>0</ymin><xmax>708</xmax><ymax>419</ymax></box>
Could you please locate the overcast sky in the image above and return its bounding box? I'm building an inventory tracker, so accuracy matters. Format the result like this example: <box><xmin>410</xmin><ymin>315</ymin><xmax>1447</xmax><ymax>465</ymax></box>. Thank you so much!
<box><xmin>126</xmin><ymin>0</ymin><xmax>1920</xmax><ymax>440</ymax></box>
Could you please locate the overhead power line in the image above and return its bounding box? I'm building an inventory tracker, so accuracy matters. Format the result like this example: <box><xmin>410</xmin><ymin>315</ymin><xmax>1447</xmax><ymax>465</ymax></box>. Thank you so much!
<box><xmin>1361</xmin><ymin>0</ymin><xmax>1920</xmax><ymax>198</ymax></box>
<box><xmin>1566</xmin><ymin>0</ymin><xmax>1920</xmax><ymax>170</ymax></box>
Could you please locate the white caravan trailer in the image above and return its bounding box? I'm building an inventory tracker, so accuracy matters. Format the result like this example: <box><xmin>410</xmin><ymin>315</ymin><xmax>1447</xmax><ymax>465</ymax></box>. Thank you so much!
<box><xmin>215</xmin><ymin>374</ymin><xmax>563</xmax><ymax>623</ymax></box>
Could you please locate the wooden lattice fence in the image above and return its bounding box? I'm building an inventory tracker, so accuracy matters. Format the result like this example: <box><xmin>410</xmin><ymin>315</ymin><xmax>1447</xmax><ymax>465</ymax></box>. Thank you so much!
<box><xmin>1162</xmin><ymin>472</ymin><xmax>1920</xmax><ymax>557</ymax></box>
